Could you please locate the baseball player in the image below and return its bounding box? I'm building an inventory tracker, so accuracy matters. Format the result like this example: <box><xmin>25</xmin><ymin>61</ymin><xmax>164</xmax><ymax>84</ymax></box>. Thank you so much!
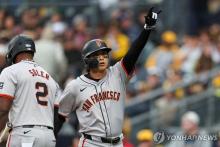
<box><xmin>58</xmin><ymin>8</ymin><xmax>161</xmax><ymax>147</ymax></box>
<box><xmin>0</xmin><ymin>34</ymin><xmax>61</xmax><ymax>147</ymax></box>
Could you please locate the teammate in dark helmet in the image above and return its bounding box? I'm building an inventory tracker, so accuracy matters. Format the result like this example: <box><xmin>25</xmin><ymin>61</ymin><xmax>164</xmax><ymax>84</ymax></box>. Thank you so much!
<box><xmin>0</xmin><ymin>34</ymin><xmax>61</xmax><ymax>147</ymax></box>
<box><xmin>6</xmin><ymin>35</ymin><xmax>36</xmax><ymax>65</ymax></box>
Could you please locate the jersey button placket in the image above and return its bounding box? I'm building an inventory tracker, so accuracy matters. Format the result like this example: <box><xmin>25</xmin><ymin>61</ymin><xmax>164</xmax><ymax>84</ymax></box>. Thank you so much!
<box><xmin>98</xmin><ymin>84</ymin><xmax>112</xmax><ymax>137</ymax></box>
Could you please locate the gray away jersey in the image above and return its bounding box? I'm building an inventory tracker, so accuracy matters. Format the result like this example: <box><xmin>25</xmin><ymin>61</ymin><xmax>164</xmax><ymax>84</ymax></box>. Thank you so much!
<box><xmin>0</xmin><ymin>61</ymin><xmax>60</xmax><ymax>128</ymax></box>
<box><xmin>59</xmin><ymin>61</ymin><xmax>131</xmax><ymax>138</ymax></box>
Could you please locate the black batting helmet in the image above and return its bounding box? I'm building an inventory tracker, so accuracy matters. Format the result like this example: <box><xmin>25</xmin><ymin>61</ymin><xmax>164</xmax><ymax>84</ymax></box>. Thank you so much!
<box><xmin>82</xmin><ymin>39</ymin><xmax>111</xmax><ymax>58</ymax></box>
<box><xmin>6</xmin><ymin>34</ymin><xmax>36</xmax><ymax>65</ymax></box>
<box><xmin>82</xmin><ymin>39</ymin><xmax>111</xmax><ymax>69</ymax></box>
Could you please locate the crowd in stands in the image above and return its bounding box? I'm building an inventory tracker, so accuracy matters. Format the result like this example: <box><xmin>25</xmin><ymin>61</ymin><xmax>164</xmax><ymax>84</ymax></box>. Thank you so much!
<box><xmin>1</xmin><ymin>6</ymin><xmax>220</xmax><ymax>98</ymax></box>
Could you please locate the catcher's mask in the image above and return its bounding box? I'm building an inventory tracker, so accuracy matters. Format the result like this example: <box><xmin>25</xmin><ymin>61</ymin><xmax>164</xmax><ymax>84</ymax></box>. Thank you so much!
<box><xmin>6</xmin><ymin>34</ymin><xmax>36</xmax><ymax>65</ymax></box>
<box><xmin>82</xmin><ymin>39</ymin><xmax>111</xmax><ymax>69</ymax></box>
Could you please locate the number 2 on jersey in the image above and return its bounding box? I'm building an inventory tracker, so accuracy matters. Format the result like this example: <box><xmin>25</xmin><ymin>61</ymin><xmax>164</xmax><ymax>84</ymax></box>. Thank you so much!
<box><xmin>35</xmin><ymin>82</ymin><xmax>48</xmax><ymax>106</ymax></box>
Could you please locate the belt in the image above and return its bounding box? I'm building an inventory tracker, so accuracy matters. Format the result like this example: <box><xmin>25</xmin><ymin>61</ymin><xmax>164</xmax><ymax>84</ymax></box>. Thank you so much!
<box><xmin>83</xmin><ymin>133</ymin><xmax>121</xmax><ymax>144</ymax></box>
<box><xmin>21</xmin><ymin>125</ymin><xmax>53</xmax><ymax>130</ymax></box>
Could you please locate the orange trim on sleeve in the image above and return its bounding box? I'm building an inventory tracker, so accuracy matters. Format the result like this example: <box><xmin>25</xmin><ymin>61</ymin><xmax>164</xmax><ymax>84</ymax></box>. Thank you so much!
<box><xmin>120</xmin><ymin>60</ymin><xmax>133</xmax><ymax>78</ymax></box>
<box><xmin>120</xmin><ymin>60</ymin><xmax>129</xmax><ymax>77</ymax></box>
<box><xmin>0</xmin><ymin>94</ymin><xmax>14</xmax><ymax>100</ymax></box>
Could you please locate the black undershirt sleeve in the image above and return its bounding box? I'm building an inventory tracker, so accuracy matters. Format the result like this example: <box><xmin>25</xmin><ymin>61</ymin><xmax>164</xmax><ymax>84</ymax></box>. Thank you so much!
<box><xmin>122</xmin><ymin>29</ymin><xmax>151</xmax><ymax>75</ymax></box>
<box><xmin>54</xmin><ymin>107</ymin><xmax>66</xmax><ymax>138</ymax></box>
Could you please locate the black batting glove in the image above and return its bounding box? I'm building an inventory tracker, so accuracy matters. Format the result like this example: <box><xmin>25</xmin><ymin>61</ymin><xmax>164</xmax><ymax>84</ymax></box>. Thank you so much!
<box><xmin>144</xmin><ymin>7</ymin><xmax>161</xmax><ymax>30</ymax></box>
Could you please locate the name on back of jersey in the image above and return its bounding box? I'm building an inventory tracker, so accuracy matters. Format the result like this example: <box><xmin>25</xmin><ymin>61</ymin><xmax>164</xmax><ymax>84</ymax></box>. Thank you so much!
<box><xmin>29</xmin><ymin>69</ymin><xmax>49</xmax><ymax>80</ymax></box>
